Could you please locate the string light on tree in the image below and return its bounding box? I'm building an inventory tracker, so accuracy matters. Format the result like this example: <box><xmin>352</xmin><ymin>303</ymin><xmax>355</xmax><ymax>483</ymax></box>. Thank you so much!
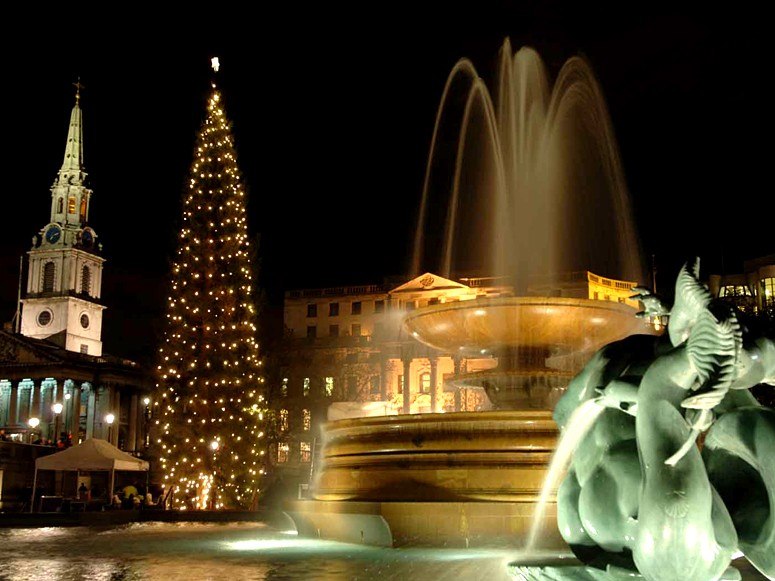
<box><xmin>154</xmin><ymin>58</ymin><xmax>267</xmax><ymax>510</ymax></box>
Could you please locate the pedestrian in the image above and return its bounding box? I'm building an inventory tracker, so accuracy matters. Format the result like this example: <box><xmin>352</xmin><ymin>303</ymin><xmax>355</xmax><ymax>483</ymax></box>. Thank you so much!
<box><xmin>78</xmin><ymin>483</ymin><xmax>88</xmax><ymax>500</ymax></box>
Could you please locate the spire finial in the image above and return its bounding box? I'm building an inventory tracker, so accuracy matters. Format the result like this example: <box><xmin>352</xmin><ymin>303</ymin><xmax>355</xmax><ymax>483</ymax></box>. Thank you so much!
<box><xmin>73</xmin><ymin>77</ymin><xmax>85</xmax><ymax>105</ymax></box>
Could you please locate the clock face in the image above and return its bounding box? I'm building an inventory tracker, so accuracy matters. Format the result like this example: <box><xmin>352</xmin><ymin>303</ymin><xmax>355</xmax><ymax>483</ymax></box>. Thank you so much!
<box><xmin>80</xmin><ymin>313</ymin><xmax>90</xmax><ymax>329</ymax></box>
<box><xmin>45</xmin><ymin>226</ymin><xmax>61</xmax><ymax>244</ymax></box>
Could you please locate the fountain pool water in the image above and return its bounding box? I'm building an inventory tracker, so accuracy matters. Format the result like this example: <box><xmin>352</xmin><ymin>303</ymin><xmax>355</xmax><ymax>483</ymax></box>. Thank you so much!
<box><xmin>0</xmin><ymin>522</ymin><xmax>573</xmax><ymax>581</ymax></box>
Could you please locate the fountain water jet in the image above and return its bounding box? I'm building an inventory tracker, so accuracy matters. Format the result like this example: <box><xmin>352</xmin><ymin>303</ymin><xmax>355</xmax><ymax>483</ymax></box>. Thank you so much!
<box><xmin>412</xmin><ymin>39</ymin><xmax>643</xmax><ymax>288</ymax></box>
<box><xmin>525</xmin><ymin>398</ymin><xmax>605</xmax><ymax>551</ymax></box>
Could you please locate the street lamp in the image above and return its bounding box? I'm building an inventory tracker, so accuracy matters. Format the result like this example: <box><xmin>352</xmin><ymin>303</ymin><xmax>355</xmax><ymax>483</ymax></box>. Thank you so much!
<box><xmin>106</xmin><ymin>413</ymin><xmax>115</xmax><ymax>444</ymax></box>
<box><xmin>143</xmin><ymin>397</ymin><xmax>152</xmax><ymax>448</ymax></box>
<box><xmin>27</xmin><ymin>417</ymin><xmax>40</xmax><ymax>444</ymax></box>
<box><xmin>52</xmin><ymin>403</ymin><xmax>63</xmax><ymax>445</ymax></box>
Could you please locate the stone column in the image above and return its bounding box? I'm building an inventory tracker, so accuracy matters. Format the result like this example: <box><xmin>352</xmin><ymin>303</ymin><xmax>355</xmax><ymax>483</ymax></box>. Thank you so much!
<box><xmin>128</xmin><ymin>393</ymin><xmax>138</xmax><ymax>452</ymax></box>
<box><xmin>31</xmin><ymin>380</ymin><xmax>42</xmax><ymax>420</ymax></box>
<box><xmin>8</xmin><ymin>382</ymin><xmax>18</xmax><ymax>426</ymax></box>
<box><xmin>401</xmin><ymin>357</ymin><xmax>412</xmax><ymax>414</ymax></box>
<box><xmin>86</xmin><ymin>385</ymin><xmax>96</xmax><ymax>439</ymax></box>
<box><xmin>379</xmin><ymin>357</ymin><xmax>388</xmax><ymax>401</ymax></box>
<box><xmin>453</xmin><ymin>355</ymin><xmax>462</xmax><ymax>412</ymax></box>
<box><xmin>42</xmin><ymin>382</ymin><xmax>54</xmax><ymax>439</ymax></box>
<box><xmin>430</xmin><ymin>356</ymin><xmax>439</xmax><ymax>413</ymax></box>
<box><xmin>70</xmin><ymin>384</ymin><xmax>81</xmax><ymax>440</ymax></box>
<box><xmin>111</xmin><ymin>388</ymin><xmax>121</xmax><ymax>446</ymax></box>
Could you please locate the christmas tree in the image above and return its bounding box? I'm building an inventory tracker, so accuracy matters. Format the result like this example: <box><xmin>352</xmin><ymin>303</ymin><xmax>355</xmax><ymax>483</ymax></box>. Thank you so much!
<box><xmin>154</xmin><ymin>61</ymin><xmax>266</xmax><ymax>509</ymax></box>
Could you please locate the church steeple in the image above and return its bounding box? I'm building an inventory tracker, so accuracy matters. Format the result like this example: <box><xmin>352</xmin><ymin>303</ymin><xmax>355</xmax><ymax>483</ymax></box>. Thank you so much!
<box><xmin>55</xmin><ymin>80</ymin><xmax>86</xmax><ymax>187</ymax></box>
<box><xmin>22</xmin><ymin>80</ymin><xmax>105</xmax><ymax>356</ymax></box>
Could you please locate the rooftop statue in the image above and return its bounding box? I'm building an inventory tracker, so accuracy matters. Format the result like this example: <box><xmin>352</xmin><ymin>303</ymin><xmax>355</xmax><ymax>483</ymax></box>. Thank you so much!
<box><xmin>514</xmin><ymin>258</ymin><xmax>774</xmax><ymax>580</ymax></box>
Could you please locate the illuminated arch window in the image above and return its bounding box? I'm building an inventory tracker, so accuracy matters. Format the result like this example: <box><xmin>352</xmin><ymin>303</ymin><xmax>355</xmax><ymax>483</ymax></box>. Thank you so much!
<box><xmin>79</xmin><ymin>196</ymin><xmax>87</xmax><ymax>222</ymax></box>
<box><xmin>42</xmin><ymin>262</ymin><xmax>55</xmax><ymax>292</ymax></box>
<box><xmin>81</xmin><ymin>265</ymin><xmax>91</xmax><ymax>294</ymax></box>
<box><xmin>303</xmin><ymin>409</ymin><xmax>311</xmax><ymax>431</ymax></box>
<box><xmin>68</xmin><ymin>197</ymin><xmax>76</xmax><ymax>214</ymax></box>
<box><xmin>279</xmin><ymin>409</ymin><xmax>289</xmax><ymax>431</ymax></box>
<box><xmin>420</xmin><ymin>372</ymin><xmax>431</xmax><ymax>394</ymax></box>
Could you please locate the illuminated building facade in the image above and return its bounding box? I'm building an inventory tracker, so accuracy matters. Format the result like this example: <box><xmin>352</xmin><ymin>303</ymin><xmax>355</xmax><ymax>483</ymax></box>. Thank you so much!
<box><xmin>709</xmin><ymin>255</ymin><xmax>775</xmax><ymax>318</ymax></box>
<box><xmin>269</xmin><ymin>270</ymin><xmax>638</xmax><ymax>471</ymax></box>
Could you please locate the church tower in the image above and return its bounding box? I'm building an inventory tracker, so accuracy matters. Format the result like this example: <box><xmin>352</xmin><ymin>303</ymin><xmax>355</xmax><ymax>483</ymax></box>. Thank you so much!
<box><xmin>20</xmin><ymin>83</ymin><xmax>105</xmax><ymax>356</ymax></box>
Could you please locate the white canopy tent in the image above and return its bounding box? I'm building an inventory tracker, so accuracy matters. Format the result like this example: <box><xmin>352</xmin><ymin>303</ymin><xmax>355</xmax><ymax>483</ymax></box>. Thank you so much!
<box><xmin>31</xmin><ymin>438</ymin><xmax>149</xmax><ymax>512</ymax></box>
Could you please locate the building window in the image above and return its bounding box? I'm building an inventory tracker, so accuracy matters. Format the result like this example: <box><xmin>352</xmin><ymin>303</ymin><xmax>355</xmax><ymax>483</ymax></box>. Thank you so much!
<box><xmin>429</xmin><ymin>297</ymin><xmax>439</xmax><ymax>305</ymax></box>
<box><xmin>303</xmin><ymin>377</ymin><xmax>310</xmax><ymax>397</ymax></box>
<box><xmin>80</xmin><ymin>344</ymin><xmax>88</xmax><ymax>354</ymax></box>
<box><xmin>277</xmin><ymin>443</ymin><xmax>289</xmax><ymax>463</ymax></box>
<box><xmin>303</xmin><ymin>409</ymin><xmax>311</xmax><ymax>431</ymax></box>
<box><xmin>325</xmin><ymin>377</ymin><xmax>334</xmax><ymax>397</ymax></box>
<box><xmin>374</xmin><ymin>300</ymin><xmax>384</xmax><ymax>313</ymax></box>
<box><xmin>68</xmin><ymin>197</ymin><xmax>76</xmax><ymax>214</ymax></box>
<box><xmin>81</xmin><ymin>265</ymin><xmax>91</xmax><ymax>294</ymax></box>
<box><xmin>37</xmin><ymin>310</ymin><xmax>53</xmax><ymax>327</ymax></box>
<box><xmin>719</xmin><ymin>284</ymin><xmax>754</xmax><ymax>313</ymax></box>
<box><xmin>281</xmin><ymin>378</ymin><xmax>288</xmax><ymax>398</ymax></box>
<box><xmin>279</xmin><ymin>409</ymin><xmax>289</xmax><ymax>431</ymax></box>
<box><xmin>370</xmin><ymin>376</ymin><xmax>380</xmax><ymax>395</ymax></box>
<box><xmin>300</xmin><ymin>441</ymin><xmax>311</xmax><ymax>463</ymax></box>
<box><xmin>57</xmin><ymin>197</ymin><xmax>64</xmax><ymax>213</ymax></box>
<box><xmin>420</xmin><ymin>372</ymin><xmax>431</xmax><ymax>394</ymax></box>
<box><xmin>307</xmin><ymin>325</ymin><xmax>317</xmax><ymax>339</ymax></box>
<box><xmin>351</xmin><ymin>301</ymin><xmax>362</xmax><ymax>315</ymax></box>
<box><xmin>42</xmin><ymin>262</ymin><xmax>56</xmax><ymax>292</ymax></box>
<box><xmin>79</xmin><ymin>197</ymin><xmax>87</xmax><ymax>222</ymax></box>
<box><xmin>307</xmin><ymin>303</ymin><xmax>317</xmax><ymax>318</ymax></box>
<box><xmin>762</xmin><ymin>277</ymin><xmax>774</xmax><ymax>315</ymax></box>
<box><xmin>351</xmin><ymin>323</ymin><xmax>361</xmax><ymax>337</ymax></box>
<box><xmin>329</xmin><ymin>324</ymin><xmax>339</xmax><ymax>337</ymax></box>
<box><xmin>329</xmin><ymin>302</ymin><xmax>339</xmax><ymax>317</ymax></box>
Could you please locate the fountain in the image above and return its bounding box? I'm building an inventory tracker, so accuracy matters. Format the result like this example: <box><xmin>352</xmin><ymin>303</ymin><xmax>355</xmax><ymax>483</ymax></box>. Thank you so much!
<box><xmin>288</xmin><ymin>39</ymin><xmax>657</xmax><ymax>552</ymax></box>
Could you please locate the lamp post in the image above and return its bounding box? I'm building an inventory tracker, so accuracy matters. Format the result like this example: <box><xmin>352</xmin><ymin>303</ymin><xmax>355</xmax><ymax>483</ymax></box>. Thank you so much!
<box><xmin>143</xmin><ymin>397</ymin><xmax>152</xmax><ymax>448</ymax></box>
<box><xmin>106</xmin><ymin>413</ymin><xmax>115</xmax><ymax>444</ymax></box>
<box><xmin>27</xmin><ymin>417</ymin><xmax>40</xmax><ymax>444</ymax></box>
<box><xmin>52</xmin><ymin>403</ymin><xmax>63</xmax><ymax>446</ymax></box>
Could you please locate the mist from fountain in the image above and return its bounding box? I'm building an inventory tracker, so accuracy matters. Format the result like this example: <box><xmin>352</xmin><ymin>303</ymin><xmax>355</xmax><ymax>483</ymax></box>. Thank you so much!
<box><xmin>411</xmin><ymin>38</ymin><xmax>643</xmax><ymax>289</ymax></box>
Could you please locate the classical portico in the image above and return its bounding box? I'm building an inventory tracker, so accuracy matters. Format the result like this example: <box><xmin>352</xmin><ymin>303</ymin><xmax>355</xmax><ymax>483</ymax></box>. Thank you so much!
<box><xmin>0</xmin><ymin>330</ymin><xmax>152</xmax><ymax>451</ymax></box>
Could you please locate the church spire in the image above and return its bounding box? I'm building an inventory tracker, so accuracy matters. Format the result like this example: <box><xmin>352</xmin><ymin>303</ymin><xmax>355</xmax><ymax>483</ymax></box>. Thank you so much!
<box><xmin>48</xmin><ymin>80</ymin><xmax>93</xmax><ymax>229</ymax></box>
<box><xmin>56</xmin><ymin>80</ymin><xmax>86</xmax><ymax>186</ymax></box>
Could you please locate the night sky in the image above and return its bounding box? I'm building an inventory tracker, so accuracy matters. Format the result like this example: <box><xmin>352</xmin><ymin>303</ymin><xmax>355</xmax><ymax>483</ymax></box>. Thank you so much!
<box><xmin>2</xmin><ymin>5</ymin><xmax>773</xmax><ymax>364</ymax></box>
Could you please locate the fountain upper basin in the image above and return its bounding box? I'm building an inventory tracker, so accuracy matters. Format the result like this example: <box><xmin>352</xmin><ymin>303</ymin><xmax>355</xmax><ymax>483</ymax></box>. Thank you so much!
<box><xmin>403</xmin><ymin>296</ymin><xmax>657</xmax><ymax>357</ymax></box>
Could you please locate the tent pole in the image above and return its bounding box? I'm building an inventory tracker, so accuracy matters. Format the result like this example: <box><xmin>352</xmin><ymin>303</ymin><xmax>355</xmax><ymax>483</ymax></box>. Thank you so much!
<box><xmin>30</xmin><ymin>467</ymin><xmax>38</xmax><ymax>513</ymax></box>
<box><xmin>109</xmin><ymin>468</ymin><xmax>115</xmax><ymax>507</ymax></box>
